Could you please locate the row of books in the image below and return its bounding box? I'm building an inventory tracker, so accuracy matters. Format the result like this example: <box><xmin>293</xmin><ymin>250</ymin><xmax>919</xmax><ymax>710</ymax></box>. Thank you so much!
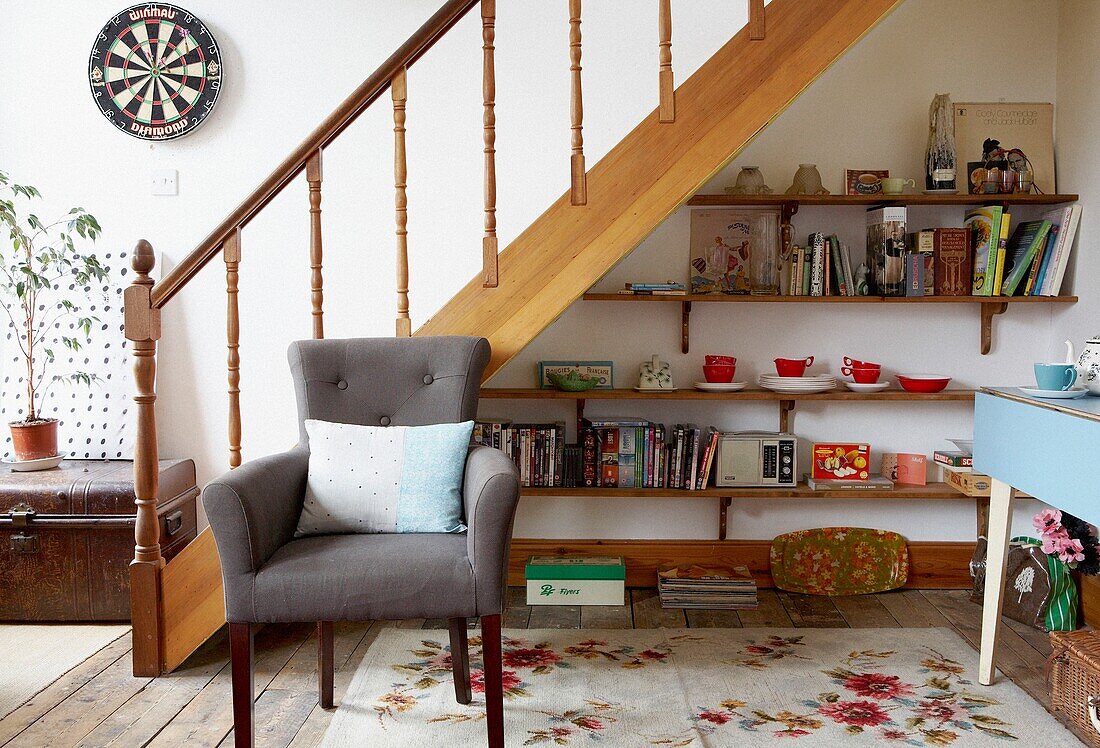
<box><xmin>785</xmin><ymin>233</ymin><xmax>859</xmax><ymax>296</ymax></box>
<box><xmin>965</xmin><ymin>204</ymin><xmax>1080</xmax><ymax>297</ymax></box>
<box><xmin>658</xmin><ymin>565</ymin><xmax>758</xmax><ymax>610</ymax></box>
<box><xmin>865</xmin><ymin>205</ymin><xmax>1080</xmax><ymax>298</ymax></box>
<box><xmin>472</xmin><ymin>420</ymin><xmax>566</xmax><ymax>488</ymax></box>
<box><xmin>582</xmin><ymin>419</ymin><xmax>721</xmax><ymax>489</ymax></box>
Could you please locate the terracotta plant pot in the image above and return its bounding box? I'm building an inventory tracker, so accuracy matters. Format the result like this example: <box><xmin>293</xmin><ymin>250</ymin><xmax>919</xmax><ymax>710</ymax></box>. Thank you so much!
<box><xmin>9</xmin><ymin>418</ymin><xmax>59</xmax><ymax>461</ymax></box>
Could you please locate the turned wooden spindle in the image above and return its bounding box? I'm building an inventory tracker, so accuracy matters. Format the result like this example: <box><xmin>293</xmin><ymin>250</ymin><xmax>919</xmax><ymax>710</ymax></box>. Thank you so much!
<box><xmin>658</xmin><ymin>0</ymin><xmax>675</xmax><ymax>122</ymax></box>
<box><xmin>224</xmin><ymin>229</ymin><xmax>242</xmax><ymax>469</ymax></box>
<box><xmin>306</xmin><ymin>150</ymin><xmax>324</xmax><ymax>339</ymax></box>
<box><xmin>393</xmin><ymin>67</ymin><xmax>412</xmax><ymax>337</ymax></box>
<box><xmin>568</xmin><ymin>0</ymin><xmax>586</xmax><ymax>205</ymax></box>
<box><xmin>749</xmin><ymin>0</ymin><xmax>765</xmax><ymax>40</ymax></box>
<box><xmin>123</xmin><ymin>238</ymin><xmax>163</xmax><ymax>676</ymax></box>
<box><xmin>482</xmin><ymin>0</ymin><xmax>499</xmax><ymax>288</ymax></box>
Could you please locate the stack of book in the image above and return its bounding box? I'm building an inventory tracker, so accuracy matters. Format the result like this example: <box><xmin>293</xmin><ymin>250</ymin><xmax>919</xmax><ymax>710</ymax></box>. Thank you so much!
<box><xmin>963</xmin><ymin>205</ymin><xmax>1080</xmax><ymax>297</ymax></box>
<box><xmin>934</xmin><ymin>449</ymin><xmax>993</xmax><ymax>497</ymax></box>
<box><xmin>473</xmin><ymin>420</ymin><xmax>566</xmax><ymax>487</ymax></box>
<box><xmin>617</xmin><ymin>281</ymin><xmax>687</xmax><ymax>296</ymax></box>
<box><xmin>658</xmin><ymin>565</ymin><xmax>758</xmax><ymax>609</ymax></box>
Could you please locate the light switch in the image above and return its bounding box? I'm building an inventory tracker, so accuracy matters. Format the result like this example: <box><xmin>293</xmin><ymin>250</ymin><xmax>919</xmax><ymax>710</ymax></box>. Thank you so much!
<box><xmin>150</xmin><ymin>168</ymin><xmax>178</xmax><ymax>196</ymax></box>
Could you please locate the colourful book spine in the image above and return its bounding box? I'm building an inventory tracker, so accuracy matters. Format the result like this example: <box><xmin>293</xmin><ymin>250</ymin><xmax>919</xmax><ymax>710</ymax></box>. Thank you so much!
<box><xmin>966</xmin><ymin>206</ymin><xmax>1001</xmax><ymax>296</ymax></box>
<box><xmin>1033</xmin><ymin>226</ymin><xmax>1059</xmax><ymax>296</ymax></box>
<box><xmin>810</xmin><ymin>234</ymin><xmax>825</xmax><ymax>296</ymax></box>
<box><xmin>991</xmin><ymin>212</ymin><xmax>1011</xmax><ymax>295</ymax></box>
<box><xmin>801</xmin><ymin>245</ymin><xmax>812</xmax><ymax>295</ymax></box>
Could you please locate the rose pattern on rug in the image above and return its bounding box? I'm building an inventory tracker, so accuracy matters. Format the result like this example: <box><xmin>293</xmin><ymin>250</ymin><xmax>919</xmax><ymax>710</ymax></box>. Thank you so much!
<box><xmin>326</xmin><ymin>629</ymin><xmax>1076</xmax><ymax>746</ymax></box>
<box><xmin>693</xmin><ymin>645</ymin><xmax>1018</xmax><ymax>744</ymax></box>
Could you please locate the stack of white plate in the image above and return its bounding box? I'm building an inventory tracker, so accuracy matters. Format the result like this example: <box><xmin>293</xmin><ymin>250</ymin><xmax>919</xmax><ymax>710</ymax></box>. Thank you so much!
<box><xmin>757</xmin><ymin>374</ymin><xmax>837</xmax><ymax>394</ymax></box>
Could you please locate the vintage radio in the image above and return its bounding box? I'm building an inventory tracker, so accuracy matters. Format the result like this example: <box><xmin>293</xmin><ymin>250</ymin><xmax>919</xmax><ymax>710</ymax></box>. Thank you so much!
<box><xmin>715</xmin><ymin>432</ymin><xmax>797</xmax><ymax>488</ymax></box>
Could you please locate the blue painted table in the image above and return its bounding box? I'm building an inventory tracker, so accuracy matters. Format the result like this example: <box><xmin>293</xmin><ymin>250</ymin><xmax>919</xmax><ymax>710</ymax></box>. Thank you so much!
<box><xmin>974</xmin><ymin>387</ymin><xmax>1100</xmax><ymax>685</ymax></box>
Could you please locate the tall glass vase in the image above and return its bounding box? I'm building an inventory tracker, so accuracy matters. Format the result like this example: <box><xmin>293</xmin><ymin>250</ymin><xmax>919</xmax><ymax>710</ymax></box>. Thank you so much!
<box><xmin>750</xmin><ymin>212</ymin><xmax>780</xmax><ymax>295</ymax></box>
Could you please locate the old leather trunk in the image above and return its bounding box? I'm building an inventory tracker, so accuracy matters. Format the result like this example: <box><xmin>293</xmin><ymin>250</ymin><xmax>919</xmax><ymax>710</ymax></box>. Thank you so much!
<box><xmin>0</xmin><ymin>459</ymin><xmax>198</xmax><ymax>621</ymax></box>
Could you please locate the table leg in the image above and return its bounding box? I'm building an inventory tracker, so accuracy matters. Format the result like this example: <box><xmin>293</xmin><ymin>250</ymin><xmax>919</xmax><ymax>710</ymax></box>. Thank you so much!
<box><xmin>979</xmin><ymin>478</ymin><xmax>1015</xmax><ymax>686</ymax></box>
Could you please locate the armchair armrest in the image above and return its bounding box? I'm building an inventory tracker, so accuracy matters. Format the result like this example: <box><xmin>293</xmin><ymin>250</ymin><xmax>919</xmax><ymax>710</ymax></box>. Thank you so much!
<box><xmin>463</xmin><ymin>445</ymin><xmax>521</xmax><ymax>615</ymax></box>
<box><xmin>203</xmin><ymin>446</ymin><xmax>310</xmax><ymax>581</ymax></box>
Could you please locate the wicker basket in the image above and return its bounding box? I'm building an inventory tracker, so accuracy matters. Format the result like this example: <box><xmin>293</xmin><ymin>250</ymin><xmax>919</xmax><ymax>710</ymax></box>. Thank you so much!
<box><xmin>1049</xmin><ymin>630</ymin><xmax>1100</xmax><ymax>746</ymax></box>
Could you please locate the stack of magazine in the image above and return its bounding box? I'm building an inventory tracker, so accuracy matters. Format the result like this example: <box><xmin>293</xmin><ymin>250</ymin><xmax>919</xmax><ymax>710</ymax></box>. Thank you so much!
<box><xmin>658</xmin><ymin>565</ymin><xmax>757</xmax><ymax>610</ymax></box>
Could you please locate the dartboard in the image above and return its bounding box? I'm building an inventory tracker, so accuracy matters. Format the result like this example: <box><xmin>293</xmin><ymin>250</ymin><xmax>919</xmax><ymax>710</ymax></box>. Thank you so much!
<box><xmin>88</xmin><ymin>3</ymin><xmax>222</xmax><ymax>140</ymax></box>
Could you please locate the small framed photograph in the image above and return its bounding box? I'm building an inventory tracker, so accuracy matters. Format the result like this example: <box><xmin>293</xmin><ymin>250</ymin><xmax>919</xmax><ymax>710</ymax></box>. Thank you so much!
<box><xmin>537</xmin><ymin>361</ymin><xmax>614</xmax><ymax>389</ymax></box>
<box><xmin>845</xmin><ymin>169</ymin><xmax>890</xmax><ymax>195</ymax></box>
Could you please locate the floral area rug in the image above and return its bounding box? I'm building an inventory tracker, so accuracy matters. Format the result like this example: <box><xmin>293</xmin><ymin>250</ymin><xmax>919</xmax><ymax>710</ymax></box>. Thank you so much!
<box><xmin>323</xmin><ymin>627</ymin><xmax>1080</xmax><ymax>746</ymax></box>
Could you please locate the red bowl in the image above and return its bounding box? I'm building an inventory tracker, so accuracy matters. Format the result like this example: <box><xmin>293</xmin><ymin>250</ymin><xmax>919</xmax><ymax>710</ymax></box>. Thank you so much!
<box><xmin>703</xmin><ymin>363</ymin><xmax>736</xmax><ymax>383</ymax></box>
<box><xmin>897</xmin><ymin>374</ymin><xmax>951</xmax><ymax>393</ymax></box>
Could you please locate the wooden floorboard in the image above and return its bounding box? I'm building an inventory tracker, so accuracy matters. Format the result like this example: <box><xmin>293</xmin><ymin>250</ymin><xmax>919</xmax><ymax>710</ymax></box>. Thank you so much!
<box><xmin>3</xmin><ymin>589</ymin><xmax>1070</xmax><ymax>747</ymax></box>
<box><xmin>0</xmin><ymin>633</ymin><xmax>133</xmax><ymax>745</ymax></box>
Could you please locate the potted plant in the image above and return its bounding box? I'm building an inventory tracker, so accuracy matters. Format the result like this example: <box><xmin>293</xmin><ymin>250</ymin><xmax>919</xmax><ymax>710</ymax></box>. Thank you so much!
<box><xmin>0</xmin><ymin>170</ymin><xmax>108</xmax><ymax>463</ymax></box>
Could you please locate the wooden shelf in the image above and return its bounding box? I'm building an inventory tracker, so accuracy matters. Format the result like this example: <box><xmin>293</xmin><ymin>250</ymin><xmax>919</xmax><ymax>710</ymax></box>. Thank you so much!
<box><xmin>580</xmin><ymin>294</ymin><xmax>1077</xmax><ymax>356</ymax></box>
<box><xmin>582</xmin><ymin>293</ymin><xmax>1078</xmax><ymax>304</ymax></box>
<box><xmin>522</xmin><ymin>481</ymin><xmax>965</xmax><ymax>500</ymax></box>
<box><xmin>481</xmin><ymin>387</ymin><xmax>975</xmax><ymax>402</ymax></box>
<box><xmin>686</xmin><ymin>193</ymin><xmax>1079</xmax><ymax>207</ymax></box>
<box><xmin>480</xmin><ymin>387</ymin><xmax>974</xmax><ymax>434</ymax></box>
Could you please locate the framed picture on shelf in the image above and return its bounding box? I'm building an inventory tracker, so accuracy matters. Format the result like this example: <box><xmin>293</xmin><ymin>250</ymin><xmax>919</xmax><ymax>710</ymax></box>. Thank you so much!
<box><xmin>689</xmin><ymin>208</ymin><xmax>777</xmax><ymax>295</ymax></box>
<box><xmin>537</xmin><ymin>361</ymin><xmax>614</xmax><ymax>389</ymax></box>
<box><xmin>845</xmin><ymin>169</ymin><xmax>890</xmax><ymax>195</ymax></box>
<box><xmin>953</xmin><ymin>102</ymin><xmax>1054</xmax><ymax>194</ymax></box>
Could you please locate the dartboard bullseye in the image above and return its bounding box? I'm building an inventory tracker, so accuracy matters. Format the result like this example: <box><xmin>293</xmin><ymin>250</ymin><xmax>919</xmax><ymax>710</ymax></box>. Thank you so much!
<box><xmin>88</xmin><ymin>3</ymin><xmax>222</xmax><ymax>141</ymax></box>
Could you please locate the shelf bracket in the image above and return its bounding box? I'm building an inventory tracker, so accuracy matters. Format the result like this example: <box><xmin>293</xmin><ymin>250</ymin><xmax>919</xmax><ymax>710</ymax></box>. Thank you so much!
<box><xmin>718</xmin><ymin>496</ymin><xmax>732</xmax><ymax>540</ymax></box>
<box><xmin>979</xmin><ymin>301</ymin><xmax>1008</xmax><ymax>355</ymax></box>
<box><xmin>778</xmin><ymin>399</ymin><xmax>795</xmax><ymax>433</ymax></box>
<box><xmin>681</xmin><ymin>300</ymin><xmax>692</xmax><ymax>354</ymax></box>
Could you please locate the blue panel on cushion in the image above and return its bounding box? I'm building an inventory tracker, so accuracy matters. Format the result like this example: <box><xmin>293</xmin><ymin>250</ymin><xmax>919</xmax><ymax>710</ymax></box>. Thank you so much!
<box><xmin>396</xmin><ymin>421</ymin><xmax>473</xmax><ymax>533</ymax></box>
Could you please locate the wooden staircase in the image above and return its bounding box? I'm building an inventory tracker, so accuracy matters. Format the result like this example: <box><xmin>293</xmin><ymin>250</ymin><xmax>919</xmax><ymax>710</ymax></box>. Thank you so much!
<box><xmin>418</xmin><ymin>0</ymin><xmax>902</xmax><ymax>377</ymax></box>
<box><xmin>124</xmin><ymin>0</ymin><xmax>902</xmax><ymax>677</ymax></box>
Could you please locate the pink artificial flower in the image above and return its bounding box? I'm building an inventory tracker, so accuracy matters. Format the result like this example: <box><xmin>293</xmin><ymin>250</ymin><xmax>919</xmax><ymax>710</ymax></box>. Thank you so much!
<box><xmin>1057</xmin><ymin>537</ymin><xmax>1086</xmax><ymax>564</ymax></box>
<box><xmin>1033</xmin><ymin>508</ymin><xmax>1063</xmax><ymax>533</ymax></box>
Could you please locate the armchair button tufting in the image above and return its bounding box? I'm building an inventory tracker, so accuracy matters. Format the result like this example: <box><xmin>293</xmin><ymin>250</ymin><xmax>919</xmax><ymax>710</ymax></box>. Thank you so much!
<box><xmin>336</xmin><ymin>380</ymin><xmax>348</xmax><ymax>390</ymax></box>
<box><xmin>380</xmin><ymin>416</ymin><xmax>391</xmax><ymax>426</ymax></box>
<box><xmin>423</xmin><ymin>374</ymin><xmax>433</xmax><ymax>385</ymax></box>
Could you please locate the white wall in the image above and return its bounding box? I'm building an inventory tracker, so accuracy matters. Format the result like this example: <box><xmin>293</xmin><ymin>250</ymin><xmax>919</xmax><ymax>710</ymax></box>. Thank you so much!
<box><xmin>1055</xmin><ymin>2</ymin><xmax>1099</xmax><ymax>359</ymax></box>
<box><xmin>0</xmin><ymin>0</ymin><xmax>1074</xmax><ymax>542</ymax></box>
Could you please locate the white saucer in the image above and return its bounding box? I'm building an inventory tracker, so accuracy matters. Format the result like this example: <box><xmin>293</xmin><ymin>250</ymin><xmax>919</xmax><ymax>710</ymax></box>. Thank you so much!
<box><xmin>634</xmin><ymin>386</ymin><xmax>678</xmax><ymax>392</ymax></box>
<box><xmin>4</xmin><ymin>454</ymin><xmax>64</xmax><ymax>472</ymax></box>
<box><xmin>844</xmin><ymin>381</ymin><xmax>890</xmax><ymax>392</ymax></box>
<box><xmin>694</xmin><ymin>381</ymin><xmax>747</xmax><ymax>391</ymax></box>
<box><xmin>1018</xmin><ymin>386</ymin><xmax>1089</xmax><ymax>400</ymax></box>
<box><xmin>922</xmin><ymin>188</ymin><xmax>959</xmax><ymax>195</ymax></box>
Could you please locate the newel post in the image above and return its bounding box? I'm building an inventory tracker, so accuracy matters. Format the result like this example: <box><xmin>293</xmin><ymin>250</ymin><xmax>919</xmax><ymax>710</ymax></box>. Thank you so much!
<box><xmin>124</xmin><ymin>239</ymin><xmax>164</xmax><ymax>677</ymax></box>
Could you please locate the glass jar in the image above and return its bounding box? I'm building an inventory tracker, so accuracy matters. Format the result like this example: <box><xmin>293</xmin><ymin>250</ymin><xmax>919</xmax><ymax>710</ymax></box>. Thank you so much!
<box><xmin>749</xmin><ymin>212</ymin><xmax>780</xmax><ymax>295</ymax></box>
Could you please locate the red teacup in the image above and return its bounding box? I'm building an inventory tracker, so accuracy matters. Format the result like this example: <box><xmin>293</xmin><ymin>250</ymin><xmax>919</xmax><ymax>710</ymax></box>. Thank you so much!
<box><xmin>705</xmin><ymin>355</ymin><xmax>736</xmax><ymax>366</ymax></box>
<box><xmin>774</xmin><ymin>356</ymin><xmax>814</xmax><ymax>377</ymax></box>
<box><xmin>842</xmin><ymin>365</ymin><xmax>881</xmax><ymax>384</ymax></box>
<box><xmin>843</xmin><ymin>357</ymin><xmax>882</xmax><ymax>368</ymax></box>
<box><xmin>703</xmin><ymin>363</ymin><xmax>736</xmax><ymax>383</ymax></box>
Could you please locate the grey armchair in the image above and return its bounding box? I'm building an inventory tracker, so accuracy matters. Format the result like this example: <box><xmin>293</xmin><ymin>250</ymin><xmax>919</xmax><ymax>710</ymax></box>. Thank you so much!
<box><xmin>203</xmin><ymin>336</ymin><xmax>520</xmax><ymax>748</ymax></box>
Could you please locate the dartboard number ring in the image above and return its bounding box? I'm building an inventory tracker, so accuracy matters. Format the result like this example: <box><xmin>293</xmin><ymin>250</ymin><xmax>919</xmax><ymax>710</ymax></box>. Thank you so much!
<box><xmin>88</xmin><ymin>3</ymin><xmax>222</xmax><ymax>141</ymax></box>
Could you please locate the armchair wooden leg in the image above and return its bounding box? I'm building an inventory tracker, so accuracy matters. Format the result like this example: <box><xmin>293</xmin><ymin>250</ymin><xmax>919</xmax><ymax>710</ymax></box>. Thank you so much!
<box><xmin>229</xmin><ymin>622</ymin><xmax>254</xmax><ymax>748</ymax></box>
<box><xmin>480</xmin><ymin>614</ymin><xmax>504</xmax><ymax>748</ymax></box>
<box><xmin>318</xmin><ymin>621</ymin><xmax>334</xmax><ymax>709</ymax></box>
<box><xmin>448</xmin><ymin>617</ymin><xmax>472</xmax><ymax>705</ymax></box>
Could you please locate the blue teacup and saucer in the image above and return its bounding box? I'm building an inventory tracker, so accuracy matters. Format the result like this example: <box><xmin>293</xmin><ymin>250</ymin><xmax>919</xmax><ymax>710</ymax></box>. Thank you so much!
<box><xmin>1019</xmin><ymin>363</ymin><xmax>1088</xmax><ymax>399</ymax></box>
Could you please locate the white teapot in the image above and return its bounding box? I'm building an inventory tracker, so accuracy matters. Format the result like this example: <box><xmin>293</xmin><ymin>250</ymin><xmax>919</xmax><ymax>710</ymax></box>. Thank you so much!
<box><xmin>1065</xmin><ymin>338</ymin><xmax>1100</xmax><ymax>395</ymax></box>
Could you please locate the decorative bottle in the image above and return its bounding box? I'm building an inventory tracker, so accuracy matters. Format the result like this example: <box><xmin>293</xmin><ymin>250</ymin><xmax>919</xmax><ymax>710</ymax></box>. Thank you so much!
<box><xmin>925</xmin><ymin>93</ymin><xmax>957</xmax><ymax>191</ymax></box>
